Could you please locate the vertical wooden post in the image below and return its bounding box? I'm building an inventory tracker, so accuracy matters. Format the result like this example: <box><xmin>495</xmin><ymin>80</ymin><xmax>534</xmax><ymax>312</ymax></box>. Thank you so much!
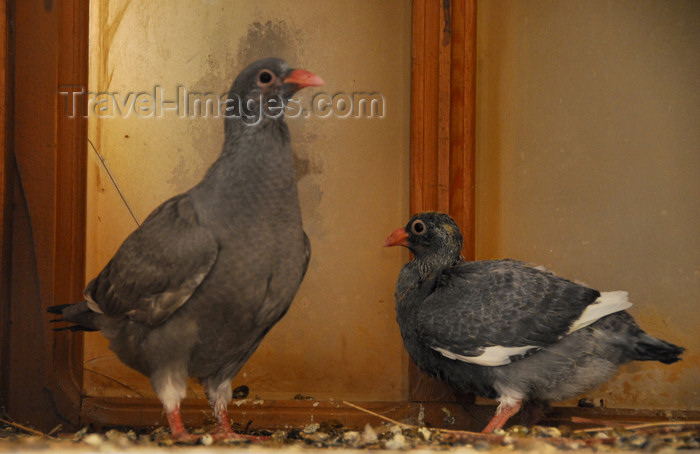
<box><xmin>409</xmin><ymin>0</ymin><xmax>477</xmax><ymax>401</ymax></box>
<box><xmin>448</xmin><ymin>0</ymin><xmax>477</xmax><ymax>262</ymax></box>
<box><xmin>0</xmin><ymin>0</ymin><xmax>10</xmax><ymax>413</ymax></box>
<box><xmin>53</xmin><ymin>0</ymin><xmax>90</xmax><ymax>428</ymax></box>
<box><xmin>2</xmin><ymin>0</ymin><xmax>89</xmax><ymax>430</ymax></box>
<box><xmin>411</xmin><ymin>0</ymin><xmax>476</xmax><ymax>261</ymax></box>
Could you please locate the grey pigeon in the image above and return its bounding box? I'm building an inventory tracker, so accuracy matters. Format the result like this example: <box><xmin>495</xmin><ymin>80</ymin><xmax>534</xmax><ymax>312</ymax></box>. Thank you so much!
<box><xmin>49</xmin><ymin>58</ymin><xmax>323</xmax><ymax>441</ymax></box>
<box><xmin>384</xmin><ymin>212</ymin><xmax>684</xmax><ymax>433</ymax></box>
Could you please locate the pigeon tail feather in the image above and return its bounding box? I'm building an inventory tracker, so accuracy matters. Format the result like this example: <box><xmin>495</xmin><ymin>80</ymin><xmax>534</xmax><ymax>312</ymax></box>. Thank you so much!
<box><xmin>47</xmin><ymin>300</ymin><xmax>101</xmax><ymax>332</ymax></box>
<box><xmin>51</xmin><ymin>324</ymin><xmax>99</xmax><ymax>332</ymax></box>
<box><xmin>632</xmin><ymin>334</ymin><xmax>685</xmax><ymax>365</ymax></box>
<box><xmin>46</xmin><ymin>303</ymin><xmax>72</xmax><ymax>314</ymax></box>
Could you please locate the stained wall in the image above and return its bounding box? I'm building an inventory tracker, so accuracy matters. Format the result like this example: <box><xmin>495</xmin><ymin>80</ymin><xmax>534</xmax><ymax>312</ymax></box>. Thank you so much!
<box><xmin>85</xmin><ymin>0</ymin><xmax>411</xmax><ymax>402</ymax></box>
<box><xmin>86</xmin><ymin>0</ymin><xmax>699</xmax><ymax>412</ymax></box>
<box><xmin>476</xmin><ymin>1</ymin><xmax>699</xmax><ymax>409</ymax></box>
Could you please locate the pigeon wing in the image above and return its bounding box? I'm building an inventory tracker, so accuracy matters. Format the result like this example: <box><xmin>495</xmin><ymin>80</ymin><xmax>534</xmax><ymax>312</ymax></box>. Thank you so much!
<box><xmin>85</xmin><ymin>193</ymin><xmax>219</xmax><ymax>326</ymax></box>
<box><xmin>417</xmin><ymin>260</ymin><xmax>627</xmax><ymax>367</ymax></box>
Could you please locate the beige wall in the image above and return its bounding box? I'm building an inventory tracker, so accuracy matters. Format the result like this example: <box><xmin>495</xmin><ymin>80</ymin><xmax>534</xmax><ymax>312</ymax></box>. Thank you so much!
<box><xmin>476</xmin><ymin>1</ymin><xmax>699</xmax><ymax>409</ymax></box>
<box><xmin>86</xmin><ymin>0</ymin><xmax>698</xmax><ymax>411</ymax></box>
<box><xmin>85</xmin><ymin>0</ymin><xmax>411</xmax><ymax>402</ymax></box>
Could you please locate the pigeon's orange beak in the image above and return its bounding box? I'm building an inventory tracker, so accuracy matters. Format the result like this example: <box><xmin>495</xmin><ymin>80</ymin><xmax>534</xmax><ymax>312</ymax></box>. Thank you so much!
<box><xmin>383</xmin><ymin>228</ymin><xmax>409</xmax><ymax>247</ymax></box>
<box><xmin>284</xmin><ymin>69</ymin><xmax>324</xmax><ymax>90</ymax></box>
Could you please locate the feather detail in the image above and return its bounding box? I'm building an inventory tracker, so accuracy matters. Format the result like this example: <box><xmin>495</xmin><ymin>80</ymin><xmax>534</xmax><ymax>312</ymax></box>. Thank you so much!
<box><xmin>86</xmin><ymin>298</ymin><xmax>103</xmax><ymax>314</ymax></box>
<box><xmin>567</xmin><ymin>290</ymin><xmax>632</xmax><ymax>334</ymax></box>
<box><xmin>432</xmin><ymin>344</ymin><xmax>540</xmax><ymax>367</ymax></box>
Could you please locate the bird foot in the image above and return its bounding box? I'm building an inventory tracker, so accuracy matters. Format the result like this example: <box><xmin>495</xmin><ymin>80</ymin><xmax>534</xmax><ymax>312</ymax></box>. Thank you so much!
<box><xmin>212</xmin><ymin>407</ymin><xmax>269</xmax><ymax>442</ymax></box>
<box><xmin>482</xmin><ymin>401</ymin><xmax>522</xmax><ymax>433</ymax></box>
<box><xmin>168</xmin><ymin>430</ymin><xmax>201</xmax><ymax>444</ymax></box>
<box><xmin>166</xmin><ymin>406</ymin><xmax>202</xmax><ymax>443</ymax></box>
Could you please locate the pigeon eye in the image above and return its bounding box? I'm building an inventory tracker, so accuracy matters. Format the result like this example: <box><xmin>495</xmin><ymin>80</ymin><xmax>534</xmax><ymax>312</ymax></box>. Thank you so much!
<box><xmin>258</xmin><ymin>70</ymin><xmax>274</xmax><ymax>85</ymax></box>
<box><xmin>411</xmin><ymin>220</ymin><xmax>426</xmax><ymax>235</ymax></box>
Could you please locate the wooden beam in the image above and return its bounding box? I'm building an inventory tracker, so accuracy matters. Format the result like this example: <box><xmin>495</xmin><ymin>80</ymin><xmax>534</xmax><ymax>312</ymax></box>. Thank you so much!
<box><xmin>409</xmin><ymin>0</ymin><xmax>477</xmax><ymax>402</ymax></box>
<box><xmin>410</xmin><ymin>0</ymin><xmax>476</xmax><ymax>258</ymax></box>
<box><xmin>449</xmin><ymin>0</ymin><xmax>477</xmax><ymax>261</ymax></box>
<box><xmin>0</xmin><ymin>0</ymin><xmax>11</xmax><ymax>413</ymax></box>
<box><xmin>6</xmin><ymin>0</ymin><xmax>88</xmax><ymax>430</ymax></box>
<box><xmin>51</xmin><ymin>0</ymin><xmax>90</xmax><ymax>428</ymax></box>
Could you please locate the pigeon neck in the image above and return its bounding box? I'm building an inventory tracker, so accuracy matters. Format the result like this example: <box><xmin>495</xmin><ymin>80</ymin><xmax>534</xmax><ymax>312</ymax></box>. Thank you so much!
<box><xmin>223</xmin><ymin>115</ymin><xmax>291</xmax><ymax>151</ymax></box>
<box><xmin>413</xmin><ymin>253</ymin><xmax>461</xmax><ymax>279</ymax></box>
<box><xmin>196</xmin><ymin>118</ymin><xmax>296</xmax><ymax>199</ymax></box>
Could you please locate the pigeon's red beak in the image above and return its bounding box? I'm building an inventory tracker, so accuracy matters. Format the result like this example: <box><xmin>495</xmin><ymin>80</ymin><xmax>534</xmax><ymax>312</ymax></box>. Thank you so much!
<box><xmin>284</xmin><ymin>69</ymin><xmax>324</xmax><ymax>90</ymax></box>
<box><xmin>383</xmin><ymin>228</ymin><xmax>409</xmax><ymax>247</ymax></box>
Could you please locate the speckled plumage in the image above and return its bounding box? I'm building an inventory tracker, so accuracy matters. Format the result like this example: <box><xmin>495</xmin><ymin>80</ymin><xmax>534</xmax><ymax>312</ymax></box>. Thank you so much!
<box><xmin>49</xmin><ymin>58</ymin><xmax>322</xmax><ymax>440</ymax></box>
<box><xmin>385</xmin><ymin>212</ymin><xmax>684</xmax><ymax>433</ymax></box>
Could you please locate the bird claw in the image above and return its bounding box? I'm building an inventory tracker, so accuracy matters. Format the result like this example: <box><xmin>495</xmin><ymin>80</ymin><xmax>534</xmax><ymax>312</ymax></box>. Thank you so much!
<box><xmin>168</xmin><ymin>431</ymin><xmax>201</xmax><ymax>444</ymax></box>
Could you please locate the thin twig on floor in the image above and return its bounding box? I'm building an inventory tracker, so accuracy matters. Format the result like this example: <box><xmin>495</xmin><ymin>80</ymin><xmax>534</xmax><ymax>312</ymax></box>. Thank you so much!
<box><xmin>342</xmin><ymin>401</ymin><xmax>411</xmax><ymax>429</ymax></box>
<box><xmin>572</xmin><ymin>418</ymin><xmax>700</xmax><ymax>434</ymax></box>
<box><xmin>46</xmin><ymin>424</ymin><xmax>63</xmax><ymax>437</ymax></box>
<box><xmin>341</xmin><ymin>401</ymin><xmax>504</xmax><ymax>442</ymax></box>
<box><xmin>0</xmin><ymin>418</ymin><xmax>57</xmax><ymax>439</ymax></box>
<box><xmin>625</xmin><ymin>420</ymin><xmax>700</xmax><ymax>431</ymax></box>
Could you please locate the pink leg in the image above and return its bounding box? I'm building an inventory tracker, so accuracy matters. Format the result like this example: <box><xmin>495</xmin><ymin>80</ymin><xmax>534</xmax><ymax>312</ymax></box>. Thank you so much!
<box><xmin>482</xmin><ymin>401</ymin><xmax>522</xmax><ymax>433</ymax></box>
<box><xmin>212</xmin><ymin>407</ymin><xmax>269</xmax><ymax>441</ymax></box>
<box><xmin>166</xmin><ymin>406</ymin><xmax>198</xmax><ymax>442</ymax></box>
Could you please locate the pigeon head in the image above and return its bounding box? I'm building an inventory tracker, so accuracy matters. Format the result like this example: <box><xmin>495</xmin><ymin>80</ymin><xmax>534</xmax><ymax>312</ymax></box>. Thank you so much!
<box><xmin>384</xmin><ymin>212</ymin><xmax>463</xmax><ymax>266</ymax></box>
<box><xmin>225</xmin><ymin>57</ymin><xmax>324</xmax><ymax>125</ymax></box>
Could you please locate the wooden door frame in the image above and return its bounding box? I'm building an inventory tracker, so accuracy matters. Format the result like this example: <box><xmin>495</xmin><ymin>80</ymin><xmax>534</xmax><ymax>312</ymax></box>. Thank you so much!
<box><xmin>0</xmin><ymin>0</ymin><xmax>9</xmax><ymax>420</ymax></box>
<box><xmin>1</xmin><ymin>0</ymin><xmax>478</xmax><ymax>431</ymax></box>
<box><xmin>408</xmin><ymin>0</ymin><xmax>477</xmax><ymax>404</ymax></box>
<box><xmin>1</xmin><ymin>0</ymin><xmax>88</xmax><ymax>431</ymax></box>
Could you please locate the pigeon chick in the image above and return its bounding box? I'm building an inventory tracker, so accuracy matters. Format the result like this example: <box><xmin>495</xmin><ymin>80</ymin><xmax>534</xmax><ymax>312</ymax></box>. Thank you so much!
<box><xmin>49</xmin><ymin>58</ymin><xmax>323</xmax><ymax>441</ymax></box>
<box><xmin>384</xmin><ymin>212</ymin><xmax>684</xmax><ymax>433</ymax></box>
